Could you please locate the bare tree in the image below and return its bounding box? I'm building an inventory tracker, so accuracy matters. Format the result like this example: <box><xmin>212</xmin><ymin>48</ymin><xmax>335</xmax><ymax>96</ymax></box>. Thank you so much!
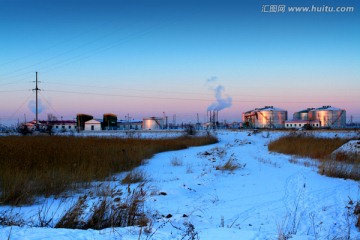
<box><xmin>47</xmin><ymin>113</ymin><xmax>57</xmax><ymax>122</ymax></box>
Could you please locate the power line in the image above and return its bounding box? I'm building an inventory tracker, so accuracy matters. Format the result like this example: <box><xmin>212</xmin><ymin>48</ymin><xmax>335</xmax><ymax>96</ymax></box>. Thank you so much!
<box><xmin>0</xmin><ymin>14</ymin><xmax>125</xmax><ymax>68</ymax></box>
<box><xmin>45</xmin><ymin>89</ymin><xmax>360</xmax><ymax>104</ymax></box>
<box><xmin>0</xmin><ymin>90</ymin><xmax>28</xmax><ymax>93</ymax></box>
<box><xmin>42</xmin><ymin>81</ymin><xmax>360</xmax><ymax>99</ymax></box>
<box><xmin>39</xmin><ymin>22</ymin><xmax>174</xmax><ymax>75</ymax></box>
<box><xmin>0</xmin><ymin>19</ymin><xmax>177</xmax><ymax>84</ymax></box>
<box><xmin>43</xmin><ymin>82</ymin><xmax>214</xmax><ymax>96</ymax></box>
<box><xmin>8</xmin><ymin>92</ymin><xmax>34</xmax><ymax>120</ymax></box>
<box><xmin>39</xmin><ymin>91</ymin><xmax>61</xmax><ymax>118</ymax></box>
<box><xmin>0</xmin><ymin>72</ymin><xmax>34</xmax><ymax>84</ymax></box>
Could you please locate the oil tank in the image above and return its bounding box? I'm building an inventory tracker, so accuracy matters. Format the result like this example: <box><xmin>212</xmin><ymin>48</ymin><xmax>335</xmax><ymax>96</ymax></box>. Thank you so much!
<box><xmin>103</xmin><ymin>113</ymin><xmax>117</xmax><ymax>130</ymax></box>
<box><xmin>256</xmin><ymin>106</ymin><xmax>287</xmax><ymax>128</ymax></box>
<box><xmin>76</xmin><ymin>113</ymin><xmax>93</xmax><ymax>130</ymax></box>
<box><xmin>308</xmin><ymin>106</ymin><xmax>346</xmax><ymax>128</ymax></box>
<box><xmin>293</xmin><ymin>108</ymin><xmax>314</xmax><ymax>120</ymax></box>
<box><xmin>142</xmin><ymin>117</ymin><xmax>164</xmax><ymax>130</ymax></box>
<box><xmin>242</xmin><ymin>106</ymin><xmax>287</xmax><ymax>128</ymax></box>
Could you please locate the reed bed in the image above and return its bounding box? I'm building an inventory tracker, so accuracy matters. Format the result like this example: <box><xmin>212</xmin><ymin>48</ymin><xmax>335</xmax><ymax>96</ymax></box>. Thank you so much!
<box><xmin>268</xmin><ymin>135</ymin><xmax>360</xmax><ymax>180</ymax></box>
<box><xmin>268</xmin><ymin>136</ymin><xmax>349</xmax><ymax>159</ymax></box>
<box><xmin>0</xmin><ymin>135</ymin><xmax>217</xmax><ymax>205</ymax></box>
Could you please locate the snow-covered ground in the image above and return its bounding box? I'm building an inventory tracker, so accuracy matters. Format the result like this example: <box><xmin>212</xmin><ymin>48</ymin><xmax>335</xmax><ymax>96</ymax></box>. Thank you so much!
<box><xmin>1</xmin><ymin>130</ymin><xmax>360</xmax><ymax>240</ymax></box>
<box><xmin>333</xmin><ymin>140</ymin><xmax>360</xmax><ymax>155</ymax></box>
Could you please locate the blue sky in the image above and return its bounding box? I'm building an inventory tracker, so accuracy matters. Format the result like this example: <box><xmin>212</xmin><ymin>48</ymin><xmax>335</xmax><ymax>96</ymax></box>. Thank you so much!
<box><xmin>0</xmin><ymin>0</ymin><xmax>359</xmax><ymax>125</ymax></box>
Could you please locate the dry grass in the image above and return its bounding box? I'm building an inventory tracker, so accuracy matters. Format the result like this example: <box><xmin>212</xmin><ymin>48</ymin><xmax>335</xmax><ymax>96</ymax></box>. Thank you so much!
<box><xmin>55</xmin><ymin>184</ymin><xmax>147</xmax><ymax>230</ymax></box>
<box><xmin>55</xmin><ymin>195</ymin><xmax>88</xmax><ymax>229</ymax></box>
<box><xmin>0</xmin><ymin>209</ymin><xmax>25</xmax><ymax>227</ymax></box>
<box><xmin>268</xmin><ymin>136</ymin><xmax>349</xmax><ymax>159</ymax></box>
<box><xmin>170</xmin><ymin>157</ymin><xmax>183</xmax><ymax>166</ymax></box>
<box><xmin>268</xmin><ymin>135</ymin><xmax>360</xmax><ymax>180</ymax></box>
<box><xmin>0</xmin><ymin>135</ymin><xmax>217</xmax><ymax>205</ymax></box>
<box><xmin>121</xmin><ymin>170</ymin><xmax>148</xmax><ymax>185</ymax></box>
<box><xmin>356</xmin><ymin>201</ymin><xmax>360</xmax><ymax>230</ymax></box>
<box><xmin>215</xmin><ymin>158</ymin><xmax>243</xmax><ymax>172</ymax></box>
<box><xmin>0</xmin><ymin>184</ymin><xmax>149</xmax><ymax>230</ymax></box>
<box><xmin>288</xmin><ymin>157</ymin><xmax>317</xmax><ymax>168</ymax></box>
<box><xmin>333</xmin><ymin>151</ymin><xmax>360</xmax><ymax>164</ymax></box>
<box><xmin>319</xmin><ymin>160</ymin><xmax>360</xmax><ymax>180</ymax></box>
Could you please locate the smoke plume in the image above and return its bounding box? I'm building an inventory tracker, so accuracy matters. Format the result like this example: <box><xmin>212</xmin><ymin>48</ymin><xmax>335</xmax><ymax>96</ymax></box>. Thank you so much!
<box><xmin>28</xmin><ymin>99</ymin><xmax>45</xmax><ymax>114</ymax></box>
<box><xmin>206</xmin><ymin>77</ymin><xmax>232</xmax><ymax>111</ymax></box>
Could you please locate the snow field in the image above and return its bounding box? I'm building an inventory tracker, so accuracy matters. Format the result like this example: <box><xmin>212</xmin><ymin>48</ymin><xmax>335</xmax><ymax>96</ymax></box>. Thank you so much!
<box><xmin>1</xmin><ymin>130</ymin><xmax>360</xmax><ymax>239</ymax></box>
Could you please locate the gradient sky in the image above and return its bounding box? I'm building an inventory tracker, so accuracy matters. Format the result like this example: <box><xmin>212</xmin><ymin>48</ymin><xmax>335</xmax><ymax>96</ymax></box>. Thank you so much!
<box><xmin>0</xmin><ymin>0</ymin><xmax>359</xmax><ymax>125</ymax></box>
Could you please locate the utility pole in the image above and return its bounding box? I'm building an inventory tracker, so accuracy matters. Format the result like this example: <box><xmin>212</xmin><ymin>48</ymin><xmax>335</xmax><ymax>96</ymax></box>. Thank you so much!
<box><xmin>33</xmin><ymin>72</ymin><xmax>40</xmax><ymax>130</ymax></box>
<box><xmin>197</xmin><ymin>113</ymin><xmax>199</xmax><ymax>130</ymax></box>
<box><xmin>162</xmin><ymin>112</ymin><xmax>165</xmax><ymax>129</ymax></box>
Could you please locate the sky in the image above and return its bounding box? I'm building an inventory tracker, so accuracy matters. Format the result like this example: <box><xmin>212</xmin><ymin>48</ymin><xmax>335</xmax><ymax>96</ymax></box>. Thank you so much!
<box><xmin>0</xmin><ymin>0</ymin><xmax>359</xmax><ymax>125</ymax></box>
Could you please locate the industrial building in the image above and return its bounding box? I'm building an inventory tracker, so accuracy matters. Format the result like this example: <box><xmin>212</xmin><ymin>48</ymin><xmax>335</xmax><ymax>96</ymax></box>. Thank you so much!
<box><xmin>117</xmin><ymin>120</ymin><xmax>142</xmax><ymax>130</ymax></box>
<box><xmin>242</xmin><ymin>106</ymin><xmax>288</xmax><ymax>129</ymax></box>
<box><xmin>84</xmin><ymin>119</ymin><xmax>102</xmax><ymax>131</ymax></box>
<box><xmin>284</xmin><ymin>120</ymin><xmax>320</xmax><ymax>129</ymax></box>
<box><xmin>39</xmin><ymin>120</ymin><xmax>77</xmax><ymax>132</ymax></box>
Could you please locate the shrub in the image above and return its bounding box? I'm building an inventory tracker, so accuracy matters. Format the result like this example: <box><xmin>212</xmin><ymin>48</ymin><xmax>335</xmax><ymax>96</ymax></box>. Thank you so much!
<box><xmin>0</xmin><ymin>209</ymin><xmax>25</xmax><ymax>227</ymax></box>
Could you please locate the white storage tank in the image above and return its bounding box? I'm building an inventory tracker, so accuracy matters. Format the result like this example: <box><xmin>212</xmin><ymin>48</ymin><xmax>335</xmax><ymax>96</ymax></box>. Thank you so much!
<box><xmin>308</xmin><ymin>106</ymin><xmax>346</xmax><ymax>128</ymax></box>
<box><xmin>293</xmin><ymin>108</ymin><xmax>314</xmax><ymax>120</ymax></box>
<box><xmin>242</xmin><ymin>106</ymin><xmax>287</xmax><ymax>128</ymax></box>
<box><xmin>142</xmin><ymin>117</ymin><xmax>164</xmax><ymax>130</ymax></box>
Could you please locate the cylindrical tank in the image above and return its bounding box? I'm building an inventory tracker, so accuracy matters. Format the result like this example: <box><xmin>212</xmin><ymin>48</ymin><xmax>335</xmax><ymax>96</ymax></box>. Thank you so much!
<box><xmin>103</xmin><ymin>113</ymin><xmax>117</xmax><ymax>130</ymax></box>
<box><xmin>256</xmin><ymin>106</ymin><xmax>287</xmax><ymax>128</ymax></box>
<box><xmin>308</xmin><ymin>106</ymin><xmax>346</xmax><ymax>128</ymax></box>
<box><xmin>76</xmin><ymin>113</ymin><xmax>93</xmax><ymax>130</ymax></box>
<box><xmin>242</xmin><ymin>110</ymin><xmax>254</xmax><ymax>128</ymax></box>
<box><xmin>242</xmin><ymin>106</ymin><xmax>287</xmax><ymax>128</ymax></box>
<box><xmin>142</xmin><ymin>117</ymin><xmax>164</xmax><ymax>130</ymax></box>
<box><xmin>293</xmin><ymin>108</ymin><xmax>314</xmax><ymax>120</ymax></box>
